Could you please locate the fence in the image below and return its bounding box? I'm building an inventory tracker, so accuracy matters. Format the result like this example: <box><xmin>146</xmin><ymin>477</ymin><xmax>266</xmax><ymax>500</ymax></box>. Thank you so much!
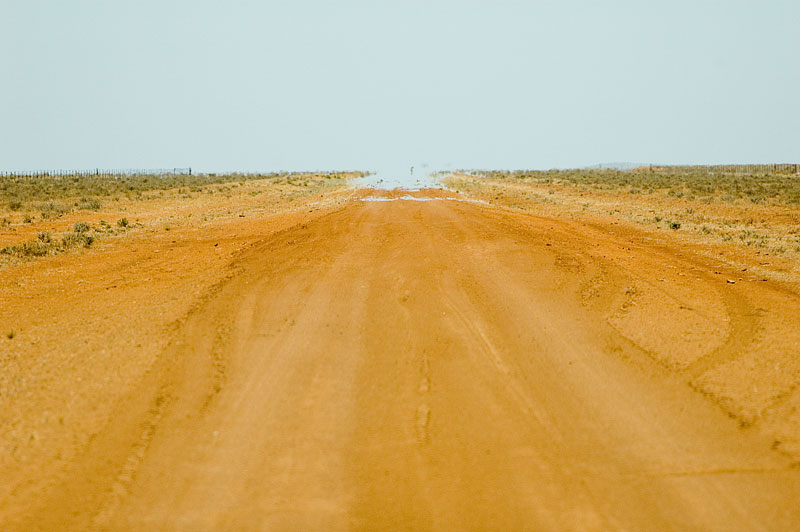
<box><xmin>642</xmin><ymin>164</ymin><xmax>799</xmax><ymax>175</ymax></box>
<box><xmin>0</xmin><ymin>168</ymin><xmax>192</xmax><ymax>179</ymax></box>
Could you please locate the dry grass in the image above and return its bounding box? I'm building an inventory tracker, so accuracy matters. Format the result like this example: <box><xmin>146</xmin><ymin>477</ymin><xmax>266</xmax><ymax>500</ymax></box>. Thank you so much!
<box><xmin>466</xmin><ymin>167</ymin><xmax>800</xmax><ymax>205</ymax></box>
<box><xmin>0</xmin><ymin>171</ymin><xmax>362</xmax><ymax>266</ymax></box>
<box><xmin>1</xmin><ymin>171</ymin><xmax>361</xmax><ymax>216</ymax></box>
<box><xmin>1</xmin><ymin>222</ymin><xmax>99</xmax><ymax>259</ymax></box>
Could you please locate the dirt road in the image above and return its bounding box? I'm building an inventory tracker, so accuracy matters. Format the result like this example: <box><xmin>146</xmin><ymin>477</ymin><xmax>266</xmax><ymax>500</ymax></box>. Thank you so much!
<box><xmin>9</xmin><ymin>191</ymin><xmax>800</xmax><ymax>530</ymax></box>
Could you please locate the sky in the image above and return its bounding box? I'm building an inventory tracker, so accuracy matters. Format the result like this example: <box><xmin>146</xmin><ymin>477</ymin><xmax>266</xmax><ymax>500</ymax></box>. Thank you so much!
<box><xmin>1</xmin><ymin>0</ymin><xmax>799</xmax><ymax>173</ymax></box>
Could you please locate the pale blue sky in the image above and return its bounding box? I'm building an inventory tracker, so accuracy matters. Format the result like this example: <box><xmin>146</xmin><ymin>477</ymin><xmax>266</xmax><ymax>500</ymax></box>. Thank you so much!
<box><xmin>2</xmin><ymin>0</ymin><xmax>798</xmax><ymax>172</ymax></box>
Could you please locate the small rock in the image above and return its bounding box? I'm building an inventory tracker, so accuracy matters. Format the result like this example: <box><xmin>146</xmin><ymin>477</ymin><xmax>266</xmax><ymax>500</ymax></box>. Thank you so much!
<box><xmin>726</xmin><ymin>279</ymin><xmax>736</xmax><ymax>284</ymax></box>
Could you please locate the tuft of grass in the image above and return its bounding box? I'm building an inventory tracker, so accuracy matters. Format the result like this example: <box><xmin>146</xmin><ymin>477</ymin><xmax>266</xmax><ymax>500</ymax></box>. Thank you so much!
<box><xmin>76</xmin><ymin>197</ymin><xmax>101</xmax><ymax>210</ymax></box>
<box><xmin>2</xmin><ymin>227</ymin><xmax>95</xmax><ymax>260</ymax></box>
<box><xmin>62</xmin><ymin>231</ymin><xmax>93</xmax><ymax>248</ymax></box>
<box><xmin>1</xmin><ymin>239</ymin><xmax>51</xmax><ymax>257</ymax></box>
<box><xmin>6</xmin><ymin>330</ymin><xmax>14</xmax><ymax>339</ymax></box>
<box><xmin>117</xmin><ymin>217</ymin><xmax>129</xmax><ymax>228</ymax></box>
<box><xmin>38</xmin><ymin>201</ymin><xmax>70</xmax><ymax>219</ymax></box>
<box><xmin>73</xmin><ymin>221</ymin><xmax>90</xmax><ymax>233</ymax></box>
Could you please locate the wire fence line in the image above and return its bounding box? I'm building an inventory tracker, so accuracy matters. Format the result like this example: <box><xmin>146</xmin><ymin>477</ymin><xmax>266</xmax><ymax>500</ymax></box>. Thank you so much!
<box><xmin>642</xmin><ymin>164</ymin><xmax>800</xmax><ymax>175</ymax></box>
<box><xmin>0</xmin><ymin>168</ymin><xmax>192</xmax><ymax>179</ymax></box>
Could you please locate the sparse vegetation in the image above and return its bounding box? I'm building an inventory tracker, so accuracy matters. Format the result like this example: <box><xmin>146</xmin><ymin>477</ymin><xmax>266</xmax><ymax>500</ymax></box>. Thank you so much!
<box><xmin>0</xmin><ymin>240</ymin><xmax>51</xmax><ymax>257</ymax></box>
<box><xmin>0</xmin><ymin>171</ymin><xmax>361</xmax><ymax>213</ymax></box>
<box><xmin>465</xmin><ymin>167</ymin><xmax>800</xmax><ymax>205</ymax></box>
<box><xmin>61</xmin><ymin>231</ymin><xmax>93</xmax><ymax>248</ymax></box>
<box><xmin>1</xmin><ymin>226</ymin><xmax>94</xmax><ymax>259</ymax></box>
<box><xmin>446</xmin><ymin>166</ymin><xmax>800</xmax><ymax>259</ymax></box>
<box><xmin>0</xmin><ymin>171</ymin><xmax>362</xmax><ymax>265</ymax></box>
<box><xmin>38</xmin><ymin>201</ymin><xmax>70</xmax><ymax>219</ymax></box>
<box><xmin>77</xmin><ymin>197</ymin><xmax>101</xmax><ymax>210</ymax></box>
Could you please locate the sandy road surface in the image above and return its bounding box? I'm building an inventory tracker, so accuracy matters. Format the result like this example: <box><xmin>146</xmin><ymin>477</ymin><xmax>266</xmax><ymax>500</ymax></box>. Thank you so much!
<box><xmin>9</xmin><ymin>190</ymin><xmax>800</xmax><ymax>530</ymax></box>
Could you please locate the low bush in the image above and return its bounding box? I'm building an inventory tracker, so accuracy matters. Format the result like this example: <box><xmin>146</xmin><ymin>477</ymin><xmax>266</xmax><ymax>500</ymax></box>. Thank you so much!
<box><xmin>77</xmin><ymin>197</ymin><xmax>101</xmax><ymax>210</ymax></box>
<box><xmin>1</xmin><ymin>228</ymin><xmax>95</xmax><ymax>260</ymax></box>
<box><xmin>1</xmin><ymin>239</ymin><xmax>51</xmax><ymax>257</ymax></box>
<box><xmin>62</xmin><ymin>231</ymin><xmax>93</xmax><ymax>248</ymax></box>
<box><xmin>38</xmin><ymin>201</ymin><xmax>70</xmax><ymax>219</ymax></box>
<box><xmin>73</xmin><ymin>221</ymin><xmax>90</xmax><ymax>233</ymax></box>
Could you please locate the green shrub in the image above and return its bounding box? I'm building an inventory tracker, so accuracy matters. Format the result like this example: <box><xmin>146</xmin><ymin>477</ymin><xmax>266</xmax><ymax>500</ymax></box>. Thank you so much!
<box><xmin>62</xmin><ymin>231</ymin><xmax>92</xmax><ymax>247</ymax></box>
<box><xmin>1</xmin><ymin>240</ymin><xmax>50</xmax><ymax>257</ymax></box>
<box><xmin>73</xmin><ymin>221</ymin><xmax>90</xmax><ymax>233</ymax></box>
<box><xmin>77</xmin><ymin>197</ymin><xmax>101</xmax><ymax>210</ymax></box>
<box><xmin>38</xmin><ymin>201</ymin><xmax>69</xmax><ymax>219</ymax></box>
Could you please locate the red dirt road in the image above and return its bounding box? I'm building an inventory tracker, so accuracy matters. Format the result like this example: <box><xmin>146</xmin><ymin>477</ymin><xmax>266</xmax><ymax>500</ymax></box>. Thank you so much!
<box><xmin>4</xmin><ymin>191</ymin><xmax>800</xmax><ymax>530</ymax></box>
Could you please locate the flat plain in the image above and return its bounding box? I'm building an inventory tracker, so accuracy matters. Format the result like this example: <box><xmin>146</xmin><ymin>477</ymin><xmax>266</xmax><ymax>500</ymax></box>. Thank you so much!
<box><xmin>2</xmin><ymin>169</ymin><xmax>799</xmax><ymax>531</ymax></box>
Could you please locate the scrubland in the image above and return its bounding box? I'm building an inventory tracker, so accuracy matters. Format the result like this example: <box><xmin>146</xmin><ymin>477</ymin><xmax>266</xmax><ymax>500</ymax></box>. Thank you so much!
<box><xmin>0</xmin><ymin>171</ymin><xmax>358</xmax><ymax>263</ymax></box>
<box><xmin>448</xmin><ymin>168</ymin><xmax>800</xmax><ymax>269</ymax></box>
